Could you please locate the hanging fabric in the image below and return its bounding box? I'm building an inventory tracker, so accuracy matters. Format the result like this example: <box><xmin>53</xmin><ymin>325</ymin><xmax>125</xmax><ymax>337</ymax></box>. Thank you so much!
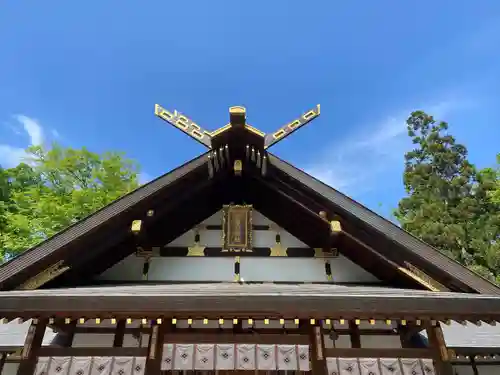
<box><xmin>161</xmin><ymin>344</ymin><xmax>174</xmax><ymax>371</ymax></box>
<box><xmin>35</xmin><ymin>357</ymin><xmax>51</xmax><ymax>375</ymax></box>
<box><xmin>359</xmin><ymin>358</ymin><xmax>381</xmax><ymax>375</ymax></box>
<box><xmin>326</xmin><ymin>357</ymin><xmax>340</xmax><ymax>375</ymax></box>
<box><xmin>48</xmin><ymin>356</ymin><xmax>72</xmax><ymax>375</ymax></box>
<box><xmin>69</xmin><ymin>357</ymin><xmax>92</xmax><ymax>375</ymax></box>
<box><xmin>90</xmin><ymin>357</ymin><xmax>113</xmax><ymax>375</ymax></box>
<box><xmin>111</xmin><ymin>357</ymin><xmax>134</xmax><ymax>375</ymax></box>
<box><xmin>277</xmin><ymin>344</ymin><xmax>298</xmax><ymax>370</ymax></box>
<box><xmin>174</xmin><ymin>343</ymin><xmax>194</xmax><ymax>370</ymax></box>
<box><xmin>297</xmin><ymin>344</ymin><xmax>310</xmax><ymax>371</ymax></box>
<box><xmin>379</xmin><ymin>358</ymin><xmax>402</xmax><ymax>375</ymax></box>
<box><xmin>236</xmin><ymin>343</ymin><xmax>256</xmax><ymax>370</ymax></box>
<box><xmin>195</xmin><ymin>344</ymin><xmax>215</xmax><ymax>370</ymax></box>
<box><xmin>132</xmin><ymin>357</ymin><xmax>146</xmax><ymax>375</ymax></box>
<box><xmin>215</xmin><ymin>343</ymin><xmax>235</xmax><ymax>370</ymax></box>
<box><xmin>338</xmin><ymin>358</ymin><xmax>360</xmax><ymax>375</ymax></box>
<box><xmin>420</xmin><ymin>359</ymin><xmax>435</xmax><ymax>375</ymax></box>
<box><xmin>400</xmin><ymin>358</ymin><xmax>424</xmax><ymax>375</ymax></box>
<box><xmin>257</xmin><ymin>344</ymin><xmax>276</xmax><ymax>370</ymax></box>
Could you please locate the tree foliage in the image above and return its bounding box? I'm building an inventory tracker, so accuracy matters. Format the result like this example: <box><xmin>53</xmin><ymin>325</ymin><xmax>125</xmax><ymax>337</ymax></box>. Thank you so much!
<box><xmin>0</xmin><ymin>144</ymin><xmax>140</xmax><ymax>261</ymax></box>
<box><xmin>395</xmin><ymin>111</ymin><xmax>500</xmax><ymax>282</ymax></box>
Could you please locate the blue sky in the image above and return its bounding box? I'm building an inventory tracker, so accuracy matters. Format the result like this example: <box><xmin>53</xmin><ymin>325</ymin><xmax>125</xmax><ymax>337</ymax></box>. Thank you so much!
<box><xmin>1</xmin><ymin>1</ymin><xmax>500</xmax><ymax>218</ymax></box>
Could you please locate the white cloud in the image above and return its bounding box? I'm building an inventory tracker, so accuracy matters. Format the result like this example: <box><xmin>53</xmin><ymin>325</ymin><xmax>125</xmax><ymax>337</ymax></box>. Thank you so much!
<box><xmin>305</xmin><ymin>99</ymin><xmax>465</xmax><ymax>195</ymax></box>
<box><xmin>0</xmin><ymin>115</ymin><xmax>45</xmax><ymax>168</ymax></box>
<box><xmin>14</xmin><ymin>115</ymin><xmax>44</xmax><ymax>145</ymax></box>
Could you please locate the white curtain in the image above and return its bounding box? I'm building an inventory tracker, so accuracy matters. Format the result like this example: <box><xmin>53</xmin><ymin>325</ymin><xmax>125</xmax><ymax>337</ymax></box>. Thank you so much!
<box><xmin>257</xmin><ymin>344</ymin><xmax>276</xmax><ymax>370</ymax></box>
<box><xmin>194</xmin><ymin>344</ymin><xmax>215</xmax><ymax>370</ymax></box>
<box><xmin>420</xmin><ymin>359</ymin><xmax>435</xmax><ymax>375</ymax></box>
<box><xmin>111</xmin><ymin>357</ymin><xmax>133</xmax><ymax>375</ymax></box>
<box><xmin>236</xmin><ymin>343</ymin><xmax>256</xmax><ymax>370</ymax></box>
<box><xmin>69</xmin><ymin>357</ymin><xmax>92</xmax><ymax>375</ymax></box>
<box><xmin>132</xmin><ymin>357</ymin><xmax>146</xmax><ymax>375</ymax></box>
<box><xmin>338</xmin><ymin>358</ymin><xmax>360</xmax><ymax>375</ymax></box>
<box><xmin>400</xmin><ymin>359</ymin><xmax>423</xmax><ymax>375</ymax></box>
<box><xmin>174</xmin><ymin>344</ymin><xmax>194</xmax><ymax>370</ymax></box>
<box><xmin>48</xmin><ymin>356</ymin><xmax>71</xmax><ymax>375</ymax></box>
<box><xmin>297</xmin><ymin>344</ymin><xmax>310</xmax><ymax>371</ymax></box>
<box><xmin>215</xmin><ymin>344</ymin><xmax>235</xmax><ymax>370</ymax></box>
<box><xmin>161</xmin><ymin>344</ymin><xmax>174</xmax><ymax>371</ymax></box>
<box><xmin>90</xmin><ymin>357</ymin><xmax>113</xmax><ymax>375</ymax></box>
<box><xmin>359</xmin><ymin>358</ymin><xmax>381</xmax><ymax>375</ymax></box>
<box><xmin>327</xmin><ymin>357</ymin><xmax>340</xmax><ymax>375</ymax></box>
<box><xmin>380</xmin><ymin>358</ymin><xmax>402</xmax><ymax>375</ymax></box>
<box><xmin>35</xmin><ymin>357</ymin><xmax>50</xmax><ymax>375</ymax></box>
<box><xmin>277</xmin><ymin>344</ymin><xmax>298</xmax><ymax>371</ymax></box>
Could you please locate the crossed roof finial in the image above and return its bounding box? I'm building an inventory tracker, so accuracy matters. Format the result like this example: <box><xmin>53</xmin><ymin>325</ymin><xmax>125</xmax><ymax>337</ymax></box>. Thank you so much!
<box><xmin>154</xmin><ymin>104</ymin><xmax>320</xmax><ymax>150</ymax></box>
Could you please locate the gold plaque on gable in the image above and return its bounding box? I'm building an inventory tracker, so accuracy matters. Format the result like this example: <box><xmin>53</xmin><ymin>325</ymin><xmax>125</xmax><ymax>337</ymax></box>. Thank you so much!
<box><xmin>222</xmin><ymin>205</ymin><xmax>253</xmax><ymax>252</ymax></box>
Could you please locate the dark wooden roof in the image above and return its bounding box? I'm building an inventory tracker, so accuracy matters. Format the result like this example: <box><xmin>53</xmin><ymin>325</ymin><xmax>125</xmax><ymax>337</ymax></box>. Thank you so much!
<box><xmin>1</xmin><ymin>283</ymin><xmax>500</xmax><ymax>319</ymax></box>
<box><xmin>0</xmin><ymin>150</ymin><xmax>498</xmax><ymax>295</ymax></box>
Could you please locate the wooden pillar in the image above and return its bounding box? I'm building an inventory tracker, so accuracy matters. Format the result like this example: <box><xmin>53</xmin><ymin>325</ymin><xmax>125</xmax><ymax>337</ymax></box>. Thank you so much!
<box><xmin>145</xmin><ymin>322</ymin><xmax>169</xmax><ymax>375</ymax></box>
<box><xmin>0</xmin><ymin>352</ymin><xmax>6</xmax><ymax>374</ymax></box>
<box><xmin>55</xmin><ymin>319</ymin><xmax>77</xmax><ymax>347</ymax></box>
<box><xmin>113</xmin><ymin>319</ymin><xmax>126</xmax><ymax>347</ymax></box>
<box><xmin>16</xmin><ymin>318</ymin><xmax>47</xmax><ymax>375</ymax></box>
<box><xmin>348</xmin><ymin>321</ymin><xmax>361</xmax><ymax>348</ymax></box>
<box><xmin>470</xmin><ymin>356</ymin><xmax>479</xmax><ymax>375</ymax></box>
<box><xmin>308</xmin><ymin>323</ymin><xmax>327</xmax><ymax>375</ymax></box>
<box><xmin>425</xmin><ymin>323</ymin><xmax>453</xmax><ymax>375</ymax></box>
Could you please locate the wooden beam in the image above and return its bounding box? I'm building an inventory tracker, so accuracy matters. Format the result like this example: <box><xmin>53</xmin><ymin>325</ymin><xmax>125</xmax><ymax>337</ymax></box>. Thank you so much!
<box><xmin>324</xmin><ymin>348</ymin><xmax>433</xmax><ymax>359</ymax></box>
<box><xmin>0</xmin><ymin>353</ymin><xmax>6</xmax><ymax>374</ymax></box>
<box><xmin>309</xmin><ymin>323</ymin><xmax>328</xmax><ymax>375</ymax></box>
<box><xmin>164</xmin><ymin>333</ymin><xmax>309</xmax><ymax>345</ymax></box>
<box><xmin>38</xmin><ymin>347</ymin><xmax>147</xmax><ymax>357</ymax></box>
<box><xmin>426</xmin><ymin>324</ymin><xmax>454</xmax><ymax>375</ymax></box>
<box><xmin>16</xmin><ymin>319</ymin><xmax>47</xmax><ymax>375</ymax></box>
<box><xmin>145</xmin><ymin>322</ymin><xmax>170</xmax><ymax>375</ymax></box>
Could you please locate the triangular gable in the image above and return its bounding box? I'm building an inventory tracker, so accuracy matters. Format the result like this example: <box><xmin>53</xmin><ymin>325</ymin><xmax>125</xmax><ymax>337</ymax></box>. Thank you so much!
<box><xmin>268</xmin><ymin>154</ymin><xmax>500</xmax><ymax>294</ymax></box>
<box><xmin>1</xmin><ymin>150</ymin><xmax>497</xmax><ymax>295</ymax></box>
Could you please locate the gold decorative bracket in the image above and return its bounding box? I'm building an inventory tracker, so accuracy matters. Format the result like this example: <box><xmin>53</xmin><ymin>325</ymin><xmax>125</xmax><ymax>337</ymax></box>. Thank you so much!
<box><xmin>398</xmin><ymin>262</ymin><xmax>448</xmax><ymax>292</ymax></box>
<box><xmin>17</xmin><ymin>260</ymin><xmax>70</xmax><ymax>290</ymax></box>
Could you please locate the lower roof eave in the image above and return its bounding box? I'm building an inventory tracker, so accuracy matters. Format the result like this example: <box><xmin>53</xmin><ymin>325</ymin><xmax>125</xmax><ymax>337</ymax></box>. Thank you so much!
<box><xmin>1</xmin><ymin>284</ymin><xmax>500</xmax><ymax>320</ymax></box>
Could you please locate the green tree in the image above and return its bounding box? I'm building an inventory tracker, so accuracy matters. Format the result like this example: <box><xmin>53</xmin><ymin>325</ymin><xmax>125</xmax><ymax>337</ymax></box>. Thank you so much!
<box><xmin>0</xmin><ymin>143</ymin><xmax>140</xmax><ymax>261</ymax></box>
<box><xmin>395</xmin><ymin>111</ymin><xmax>500</xmax><ymax>282</ymax></box>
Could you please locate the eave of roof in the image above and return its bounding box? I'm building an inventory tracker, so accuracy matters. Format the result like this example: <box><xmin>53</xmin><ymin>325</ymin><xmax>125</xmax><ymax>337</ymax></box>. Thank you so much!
<box><xmin>267</xmin><ymin>153</ymin><xmax>500</xmax><ymax>295</ymax></box>
<box><xmin>1</xmin><ymin>284</ymin><xmax>500</xmax><ymax>319</ymax></box>
<box><xmin>0</xmin><ymin>152</ymin><xmax>210</xmax><ymax>289</ymax></box>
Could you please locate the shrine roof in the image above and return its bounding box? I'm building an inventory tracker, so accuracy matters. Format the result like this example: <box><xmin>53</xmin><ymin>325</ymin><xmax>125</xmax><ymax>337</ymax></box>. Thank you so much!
<box><xmin>1</xmin><ymin>283</ymin><xmax>500</xmax><ymax>320</ymax></box>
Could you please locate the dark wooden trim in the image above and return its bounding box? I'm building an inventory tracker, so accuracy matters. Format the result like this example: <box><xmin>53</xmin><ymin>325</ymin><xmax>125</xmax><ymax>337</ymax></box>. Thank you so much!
<box><xmin>348</xmin><ymin>320</ymin><xmax>361</xmax><ymax>348</ymax></box>
<box><xmin>470</xmin><ymin>357</ymin><xmax>479</xmax><ymax>375</ymax></box>
<box><xmin>0</xmin><ymin>352</ymin><xmax>6</xmax><ymax>374</ymax></box>
<box><xmin>323</xmin><ymin>347</ymin><xmax>433</xmax><ymax>359</ymax></box>
<box><xmin>113</xmin><ymin>319</ymin><xmax>126</xmax><ymax>347</ymax></box>
<box><xmin>164</xmin><ymin>333</ymin><xmax>309</xmax><ymax>345</ymax></box>
<box><xmin>38</xmin><ymin>347</ymin><xmax>148</xmax><ymax>357</ymax></box>
<box><xmin>16</xmin><ymin>319</ymin><xmax>47</xmax><ymax>375</ymax></box>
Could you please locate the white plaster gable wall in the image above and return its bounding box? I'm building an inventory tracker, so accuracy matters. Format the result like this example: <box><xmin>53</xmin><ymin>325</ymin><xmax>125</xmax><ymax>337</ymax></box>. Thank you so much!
<box><xmin>98</xmin><ymin>209</ymin><xmax>380</xmax><ymax>283</ymax></box>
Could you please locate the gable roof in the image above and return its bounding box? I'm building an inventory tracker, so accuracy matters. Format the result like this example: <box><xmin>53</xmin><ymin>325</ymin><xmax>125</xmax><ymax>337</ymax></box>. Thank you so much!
<box><xmin>0</xmin><ymin>151</ymin><xmax>498</xmax><ymax>295</ymax></box>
